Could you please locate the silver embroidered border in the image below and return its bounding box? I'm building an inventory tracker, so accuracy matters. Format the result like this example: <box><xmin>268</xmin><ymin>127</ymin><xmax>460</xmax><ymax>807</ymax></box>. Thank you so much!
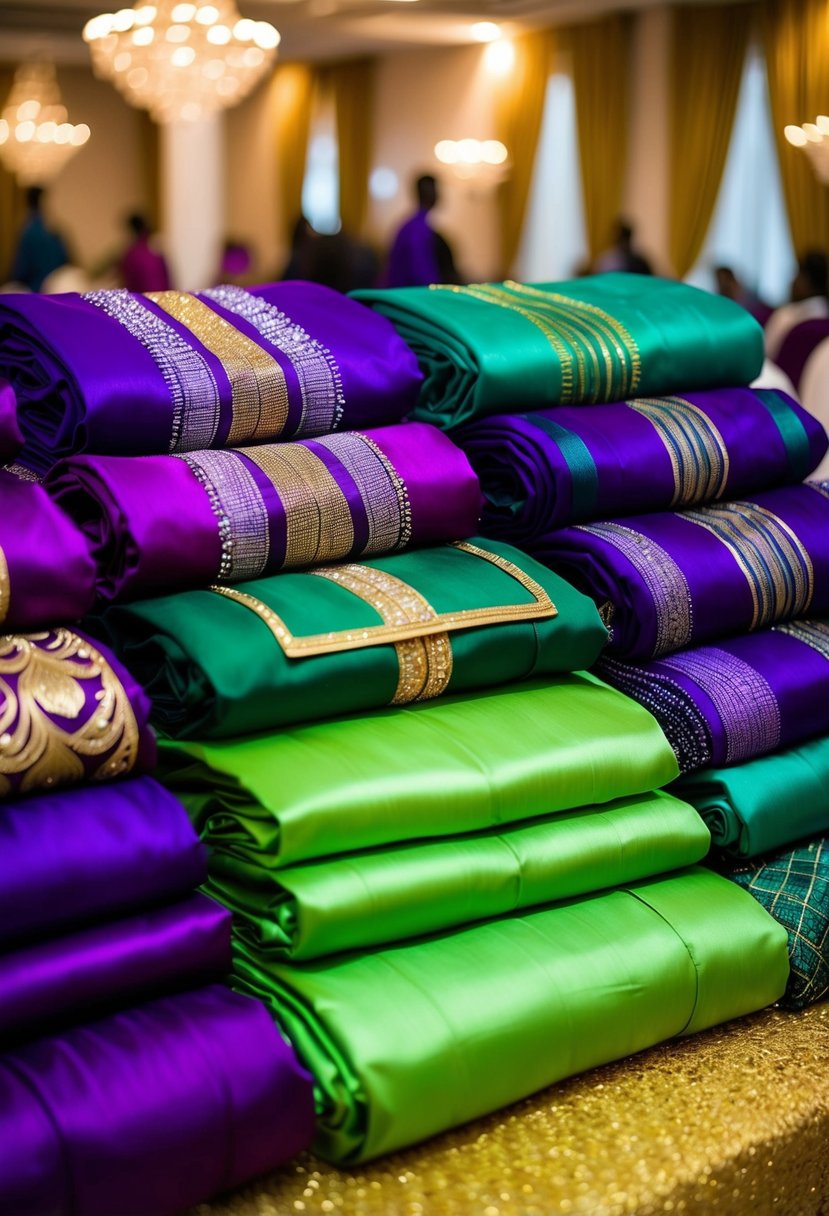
<box><xmin>312</xmin><ymin>432</ymin><xmax>412</xmax><ymax>554</ymax></box>
<box><xmin>179</xmin><ymin>450</ymin><xmax>270</xmax><ymax>581</ymax></box>
<box><xmin>598</xmin><ymin>657</ymin><xmax>712</xmax><ymax>772</ymax></box>
<box><xmin>773</xmin><ymin>619</ymin><xmax>829</xmax><ymax>664</ymax></box>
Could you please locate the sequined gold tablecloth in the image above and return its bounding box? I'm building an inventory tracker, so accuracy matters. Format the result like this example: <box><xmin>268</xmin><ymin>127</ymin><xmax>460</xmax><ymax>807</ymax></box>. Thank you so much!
<box><xmin>195</xmin><ymin>1005</ymin><xmax>829</xmax><ymax>1216</ymax></box>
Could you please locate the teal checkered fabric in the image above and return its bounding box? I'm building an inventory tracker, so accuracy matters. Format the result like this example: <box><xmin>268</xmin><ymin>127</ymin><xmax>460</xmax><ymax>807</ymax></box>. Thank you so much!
<box><xmin>728</xmin><ymin>837</ymin><xmax>829</xmax><ymax>1009</ymax></box>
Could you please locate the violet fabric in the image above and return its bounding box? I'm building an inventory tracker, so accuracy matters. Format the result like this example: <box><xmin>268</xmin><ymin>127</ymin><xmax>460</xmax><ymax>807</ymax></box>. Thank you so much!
<box><xmin>0</xmin><ymin>778</ymin><xmax>205</xmax><ymax>948</ymax></box>
<box><xmin>47</xmin><ymin>422</ymin><xmax>482</xmax><ymax>602</ymax></box>
<box><xmin>455</xmin><ymin>387</ymin><xmax>827</xmax><ymax>544</ymax></box>
<box><xmin>0</xmin><ymin>984</ymin><xmax>316</xmax><ymax>1216</ymax></box>
<box><xmin>540</xmin><ymin>482</ymin><xmax>829</xmax><ymax>660</ymax></box>
<box><xmin>0</xmin><ymin>379</ymin><xmax>22</xmax><ymax>458</ymax></box>
<box><xmin>0</xmin><ymin>469</ymin><xmax>97</xmax><ymax>629</ymax></box>
<box><xmin>0</xmin><ymin>281</ymin><xmax>423</xmax><ymax>473</ymax></box>
<box><xmin>0</xmin><ymin>628</ymin><xmax>156</xmax><ymax>799</ymax></box>
<box><xmin>775</xmin><ymin>318</ymin><xmax>829</xmax><ymax>392</ymax></box>
<box><xmin>385</xmin><ymin>210</ymin><xmax>443</xmax><ymax>287</ymax></box>
<box><xmin>0</xmin><ymin>893</ymin><xmax>231</xmax><ymax>1044</ymax></box>
<box><xmin>599</xmin><ymin>617</ymin><xmax>829</xmax><ymax>774</ymax></box>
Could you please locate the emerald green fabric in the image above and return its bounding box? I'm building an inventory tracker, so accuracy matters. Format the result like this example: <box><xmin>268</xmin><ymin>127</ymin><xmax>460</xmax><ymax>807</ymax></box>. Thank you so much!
<box><xmin>353</xmin><ymin>275</ymin><xmax>764</xmax><ymax>428</ymax></box>
<box><xmin>159</xmin><ymin>674</ymin><xmax>679</xmax><ymax>868</ymax></box>
<box><xmin>234</xmin><ymin>867</ymin><xmax>788</xmax><ymax>1162</ymax></box>
<box><xmin>207</xmin><ymin>790</ymin><xmax>710</xmax><ymax>961</ymax></box>
<box><xmin>674</xmin><ymin>735</ymin><xmax>829</xmax><ymax>858</ymax></box>
<box><xmin>101</xmin><ymin>539</ymin><xmax>608</xmax><ymax>739</ymax></box>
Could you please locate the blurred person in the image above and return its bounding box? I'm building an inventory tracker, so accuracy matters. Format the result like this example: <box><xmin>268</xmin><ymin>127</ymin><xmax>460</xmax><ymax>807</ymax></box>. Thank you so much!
<box><xmin>10</xmin><ymin>186</ymin><xmax>70</xmax><ymax>292</ymax></box>
<box><xmin>217</xmin><ymin>239</ymin><xmax>254</xmax><ymax>285</ymax></box>
<box><xmin>714</xmin><ymin>265</ymin><xmax>771</xmax><ymax>326</ymax></box>
<box><xmin>384</xmin><ymin>174</ymin><xmax>461</xmax><ymax>288</ymax></box>
<box><xmin>765</xmin><ymin>250</ymin><xmax>829</xmax><ymax>362</ymax></box>
<box><xmin>119</xmin><ymin>213</ymin><xmax>171</xmax><ymax>293</ymax></box>
<box><xmin>280</xmin><ymin>215</ymin><xmax>318</xmax><ymax>281</ymax></box>
<box><xmin>594</xmin><ymin>219</ymin><xmax>653</xmax><ymax>275</ymax></box>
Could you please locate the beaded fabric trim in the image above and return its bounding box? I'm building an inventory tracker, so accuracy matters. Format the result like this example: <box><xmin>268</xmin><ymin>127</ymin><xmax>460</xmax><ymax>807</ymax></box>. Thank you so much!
<box><xmin>598</xmin><ymin>656</ymin><xmax>712</xmax><ymax>773</ymax></box>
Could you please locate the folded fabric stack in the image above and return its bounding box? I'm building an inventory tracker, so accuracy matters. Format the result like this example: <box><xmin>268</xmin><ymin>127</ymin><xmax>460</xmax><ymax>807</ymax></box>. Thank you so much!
<box><xmin>394</xmin><ymin>274</ymin><xmax>829</xmax><ymax>1013</ymax></box>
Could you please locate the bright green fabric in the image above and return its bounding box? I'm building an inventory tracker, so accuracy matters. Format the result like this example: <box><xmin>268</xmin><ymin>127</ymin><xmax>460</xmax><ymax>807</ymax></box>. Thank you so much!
<box><xmin>159</xmin><ymin>673</ymin><xmax>679</xmax><ymax>869</ymax></box>
<box><xmin>353</xmin><ymin>275</ymin><xmax>764</xmax><ymax>427</ymax></box>
<box><xmin>674</xmin><ymin>735</ymin><xmax>829</xmax><ymax>858</ymax></box>
<box><xmin>207</xmin><ymin>790</ymin><xmax>710</xmax><ymax>960</ymax></box>
<box><xmin>233</xmin><ymin>866</ymin><xmax>788</xmax><ymax>1163</ymax></box>
<box><xmin>102</xmin><ymin>539</ymin><xmax>608</xmax><ymax>739</ymax></box>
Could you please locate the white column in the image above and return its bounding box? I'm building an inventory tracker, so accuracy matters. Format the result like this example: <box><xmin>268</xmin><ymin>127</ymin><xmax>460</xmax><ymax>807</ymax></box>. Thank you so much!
<box><xmin>161</xmin><ymin>114</ymin><xmax>225</xmax><ymax>291</ymax></box>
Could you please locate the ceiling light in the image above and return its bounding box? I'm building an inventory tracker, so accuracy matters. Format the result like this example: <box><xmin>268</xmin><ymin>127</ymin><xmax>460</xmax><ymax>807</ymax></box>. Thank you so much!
<box><xmin>471</xmin><ymin>21</ymin><xmax>501</xmax><ymax>42</ymax></box>
<box><xmin>0</xmin><ymin>62</ymin><xmax>91</xmax><ymax>184</ymax></box>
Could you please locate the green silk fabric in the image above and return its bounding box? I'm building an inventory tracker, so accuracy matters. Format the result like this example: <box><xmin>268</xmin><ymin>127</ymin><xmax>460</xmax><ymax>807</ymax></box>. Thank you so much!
<box><xmin>233</xmin><ymin>867</ymin><xmax>789</xmax><ymax>1163</ymax></box>
<box><xmin>353</xmin><ymin>275</ymin><xmax>764</xmax><ymax>428</ymax></box>
<box><xmin>674</xmin><ymin>735</ymin><xmax>829</xmax><ymax>858</ymax></box>
<box><xmin>101</xmin><ymin>539</ymin><xmax>608</xmax><ymax>739</ymax></box>
<box><xmin>207</xmin><ymin>790</ymin><xmax>710</xmax><ymax>961</ymax></box>
<box><xmin>160</xmin><ymin>674</ymin><xmax>679</xmax><ymax>868</ymax></box>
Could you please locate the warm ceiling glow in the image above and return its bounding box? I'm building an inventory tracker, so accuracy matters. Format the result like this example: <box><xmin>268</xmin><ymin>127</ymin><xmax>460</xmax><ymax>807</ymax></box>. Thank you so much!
<box><xmin>0</xmin><ymin>62</ymin><xmax>91</xmax><ymax>184</ymax></box>
<box><xmin>484</xmin><ymin>38</ymin><xmax>515</xmax><ymax>76</ymax></box>
<box><xmin>471</xmin><ymin>21</ymin><xmax>501</xmax><ymax>42</ymax></box>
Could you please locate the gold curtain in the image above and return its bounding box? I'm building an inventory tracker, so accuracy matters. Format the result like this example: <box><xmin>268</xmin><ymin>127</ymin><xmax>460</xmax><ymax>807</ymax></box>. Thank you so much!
<box><xmin>0</xmin><ymin>65</ymin><xmax>26</xmax><ymax>282</ymax></box>
<box><xmin>668</xmin><ymin>3</ymin><xmax>755</xmax><ymax>278</ymax></box>
<box><xmin>494</xmin><ymin>30</ymin><xmax>555</xmax><ymax>276</ymax></box>
<box><xmin>562</xmin><ymin>14</ymin><xmax>632</xmax><ymax>263</ymax></box>
<box><xmin>763</xmin><ymin>0</ymin><xmax>829</xmax><ymax>256</ymax></box>
<box><xmin>326</xmin><ymin>57</ymin><xmax>375</xmax><ymax>237</ymax></box>
<box><xmin>271</xmin><ymin>61</ymin><xmax>317</xmax><ymax>247</ymax></box>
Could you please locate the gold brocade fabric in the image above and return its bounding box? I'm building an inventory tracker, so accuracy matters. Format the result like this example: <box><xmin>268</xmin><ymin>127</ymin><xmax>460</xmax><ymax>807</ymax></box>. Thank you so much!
<box><xmin>195</xmin><ymin>1005</ymin><xmax>829</xmax><ymax>1216</ymax></box>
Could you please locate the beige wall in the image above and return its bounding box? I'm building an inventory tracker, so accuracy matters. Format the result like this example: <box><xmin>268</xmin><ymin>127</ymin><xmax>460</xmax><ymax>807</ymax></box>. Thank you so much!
<box><xmin>224</xmin><ymin>74</ymin><xmax>281</xmax><ymax>281</ymax></box>
<box><xmin>623</xmin><ymin>7</ymin><xmax>671</xmax><ymax>275</ymax></box>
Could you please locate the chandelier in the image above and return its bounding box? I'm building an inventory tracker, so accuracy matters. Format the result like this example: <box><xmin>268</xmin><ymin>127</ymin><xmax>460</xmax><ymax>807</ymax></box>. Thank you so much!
<box><xmin>784</xmin><ymin>117</ymin><xmax>829</xmax><ymax>184</ymax></box>
<box><xmin>83</xmin><ymin>1</ymin><xmax>281</xmax><ymax>124</ymax></box>
<box><xmin>0</xmin><ymin>63</ymin><xmax>91</xmax><ymax>185</ymax></box>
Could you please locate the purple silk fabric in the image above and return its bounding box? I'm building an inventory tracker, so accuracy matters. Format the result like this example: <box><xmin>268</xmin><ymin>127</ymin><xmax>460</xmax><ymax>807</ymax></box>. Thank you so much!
<box><xmin>540</xmin><ymin>482</ymin><xmax>829</xmax><ymax>660</ymax></box>
<box><xmin>0</xmin><ymin>469</ymin><xmax>97</xmax><ymax>629</ymax></box>
<box><xmin>0</xmin><ymin>777</ymin><xmax>205</xmax><ymax>949</ymax></box>
<box><xmin>47</xmin><ymin>422</ymin><xmax>482</xmax><ymax>602</ymax></box>
<box><xmin>0</xmin><ymin>628</ymin><xmax>156</xmax><ymax>799</ymax></box>
<box><xmin>0</xmin><ymin>379</ymin><xmax>22</xmax><ymax>457</ymax></box>
<box><xmin>599</xmin><ymin>617</ymin><xmax>829</xmax><ymax>773</ymax></box>
<box><xmin>455</xmin><ymin>387</ymin><xmax>827</xmax><ymax>545</ymax></box>
<box><xmin>0</xmin><ymin>893</ymin><xmax>231</xmax><ymax>1044</ymax></box>
<box><xmin>0</xmin><ymin>282</ymin><xmax>423</xmax><ymax>473</ymax></box>
<box><xmin>775</xmin><ymin>318</ymin><xmax>829</xmax><ymax>392</ymax></box>
<box><xmin>0</xmin><ymin>984</ymin><xmax>316</xmax><ymax>1216</ymax></box>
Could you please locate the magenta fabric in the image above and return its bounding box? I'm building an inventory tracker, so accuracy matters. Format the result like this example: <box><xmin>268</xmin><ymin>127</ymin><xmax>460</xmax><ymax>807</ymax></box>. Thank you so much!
<box><xmin>0</xmin><ymin>628</ymin><xmax>156</xmax><ymax>799</ymax></box>
<box><xmin>46</xmin><ymin>422</ymin><xmax>482</xmax><ymax>602</ymax></box>
<box><xmin>0</xmin><ymin>470</ymin><xmax>97</xmax><ymax>629</ymax></box>
<box><xmin>539</xmin><ymin>482</ymin><xmax>829</xmax><ymax>660</ymax></box>
<box><xmin>119</xmin><ymin>236</ymin><xmax>171</xmax><ymax>293</ymax></box>
<box><xmin>775</xmin><ymin>318</ymin><xmax>829</xmax><ymax>392</ymax></box>
<box><xmin>0</xmin><ymin>984</ymin><xmax>316</xmax><ymax>1216</ymax></box>
<box><xmin>0</xmin><ymin>379</ymin><xmax>22</xmax><ymax>458</ymax></box>
<box><xmin>0</xmin><ymin>778</ymin><xmax>206</xmax><ymax>948</ymax></box>
<box><xmin>0</xmin><ymin>282</ymin><xmax>423</xmax><ymax>473</ymax></box>
<box><xmin>0</xmin><ymin>893</ymin><xmax>231</xmax><ymax>1044</ymax></box>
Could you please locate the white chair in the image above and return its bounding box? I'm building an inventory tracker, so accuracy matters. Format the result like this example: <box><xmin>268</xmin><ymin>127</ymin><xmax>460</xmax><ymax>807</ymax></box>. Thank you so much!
<box><xmin>799</xmin><ymin>335</ymin><xmax>829</xmax><ymax>481</ymax></box>
<box><xmin>750</xmin><ymin>358</ymin><xmax>798</xmax><ymax>399</ymax></box>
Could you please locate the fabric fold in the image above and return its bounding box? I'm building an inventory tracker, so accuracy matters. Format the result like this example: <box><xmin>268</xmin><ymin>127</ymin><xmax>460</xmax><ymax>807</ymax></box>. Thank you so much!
<box><xmin>455</xmin><ymin>387</ymin><xmax>826</xmax><ymax>542</ymax></box>
<box><xmin>99</xmin><ymin>538</ymin><xmax>608</xmax><ymax>738</ymax></box>
<box><xmin>0</xmin><ymin>379</ymin><xmax>22</xmax><ymax>458</ymax></box>
<box><xmin>353</xmin><ymin>274</ymin><xmax>764</xmax><ymax>426</ymax></box>
<box><xmin>160</xmin><ymin>674</ymin><xmax>679</xmax><ymax>868</ymax></box>
<box><xmin>0</xmin><ymin>984</ymin><xmax>316</xmax><ymax>1216</ymax></box>
<box><xmin>209</xmin><ymin>790</ymin><xmax>710</xmax><ymax>961</ymax></box>
<box><xmin>0</xmin><ymin>282</ymin><xmax>422</xmax><ymax>472</ymax></box>
<box><xmin>0</xmin><ymin>777</ymin><xmax>205</xmax><ymax>948</ymax></box>
<box><xmin>46</xmin><ymin>422</ymin><xmax>482</xmax><ymax>602</ymax></box>
<box><xmin>234</xmin><ymin>866</ymin><xmax>787</xmax><ymax>1163</ymax></box>
<box><xmin>540</xmin><ymin>481</ymin><xmax>829</xmax><ymax>660</ymax></box>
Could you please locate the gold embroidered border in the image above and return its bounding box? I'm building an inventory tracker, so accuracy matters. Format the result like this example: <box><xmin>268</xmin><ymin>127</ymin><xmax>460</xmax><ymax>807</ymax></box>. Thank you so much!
<box><xmin>0</xmin><ymin>545</ymin><xmax>9</xmax><ymax>626</ymax></box>
<box><xmin>207</xmin><ymin>540</ymin><xmax>557</xmax><ymax>658</ymax></box>
<box><xmin>627</xmin><ymin>397</ymin><xmax>730</xmax><ymax>506</ymax></box>
<box><xmin>148</xmin><ymin>291</ymin><xmax>290</xmax><ymax>444</ymax></box>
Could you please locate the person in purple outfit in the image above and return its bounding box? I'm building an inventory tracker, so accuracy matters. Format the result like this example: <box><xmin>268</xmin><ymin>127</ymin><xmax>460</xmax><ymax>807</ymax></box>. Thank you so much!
<box><xmin>119</xmin><ymin>213</ymin><xmax>171</xmax><ymax>293</ymax></box>
<box><xmin>384</xmin><ymin>174</ymin><xmax>461</xmax><ymax>287</ymax></box>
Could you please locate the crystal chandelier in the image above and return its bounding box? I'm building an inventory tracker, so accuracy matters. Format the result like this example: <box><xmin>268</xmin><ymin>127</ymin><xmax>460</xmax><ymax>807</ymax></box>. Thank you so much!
<box><xmin>0</xmin><ymin>63</ymin><xmax>91</xmax><ymax>185</ymax></box>
<box><xmin>83</xmin><ymin>1</ymin><xmax>281</xmax><ymax>124</ymax></box>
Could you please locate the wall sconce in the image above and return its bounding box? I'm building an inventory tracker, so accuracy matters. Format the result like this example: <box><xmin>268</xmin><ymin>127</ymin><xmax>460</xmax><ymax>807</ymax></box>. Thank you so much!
<box><xmin>784</xmin><ymin>117</ymin><xmax>829</xmax><ymax>184</ymax></box>
<box><xmin>434</xmin><ymin>138</ymin><xmax>510</xmax><ymax>185</ymax></box>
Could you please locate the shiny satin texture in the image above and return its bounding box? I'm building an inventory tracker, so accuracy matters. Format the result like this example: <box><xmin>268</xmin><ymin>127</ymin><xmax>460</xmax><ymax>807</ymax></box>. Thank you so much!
<box><xmin>354</xmin><ymin>274</ymin><xmax>765</xmax><ymax>426</ymax></box>
<box><xmin>0</xmin><ymin>984</ymin><xmax>316</xmax><ymax>1216</ymax></box>
<box><xmin>100</xmin><ymin>538</ymin><xmax>608</xmax><ymax>739</ymax></box>
<box><xmin>46</xmin><ymin>422</ymin><xmax>482</xmax><ymax>602</ymax></box>
<box><xmin>233</xmin><ymin>866</ymin><xmax>789</xmax><ymax>1163</ymax></box>
<box><xmin>208</xmin><ymin>790</ymin><xmax>710</xmax><ymax>961</ymax></box>
<box><xmin>0</xmin><ymin>378</ymin><xmax>22</xmax><ymax>457</ymax></box>
<box><xmin>0</xmin><ymin>892</ymin><xmax>231</xmax><ymax>1044</ymax></box>
<box><xmin>541</xmin><ymin>481</ymin><xmax>829</xmax><ymax>660</ymax></box>
<box><xmin>599</xmin><ymin>618</ymin><xmax>829</xmax><ymax>773</ymax></box>
<box><xmin>0</xmin><ymin>282</ymin><xmax>423</xmax><ymax>473</ymax></box>
<box><xmin>674</xmin><ymin>736</ymin><xmax>829</xmax><ymax>858</ymax></box>
<box><xmin>160</xmin><ymin>674</ymin><xmax>679</xmax><ymax>868</ymax></box>
<box><xmin>0</xmin><ymin>470</ymin><xmax>97</xmax><ymax>629</ymax></box>
<box><xmin>455</xmin><ymin>387</ymin><xmax>826</xmax><ymax>543</ymax></box>
<box><xmin>0</xmin><ymin>777</ymin><xmax>205</xmax><ymax>948</ymax></box>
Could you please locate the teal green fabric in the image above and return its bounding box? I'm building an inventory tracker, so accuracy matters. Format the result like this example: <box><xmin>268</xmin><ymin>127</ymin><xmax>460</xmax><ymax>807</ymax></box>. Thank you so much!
<box><xmin>756</xmin><ymin>389</ymin><xmax>814</xmax><ymax>482</ymax></box>
<box><xmin>159</xmin><ymin>674</ymin><xmax>680</xmax><ymax>869</ymax></box>
<box><xmin>234</xmin><ymin>867</ymin><xmax>788</xmax><ymax>1163</ymax></box>
<box><xmin>207</xmin><ymin>790</ymin><xmax>710</xmax><ymax>961</ymax></box>
<box><xmin>674</xmin><ymin>735</ymin><xmax>829</xmax><ymax>858</ymax></box>
<box><xmin>524</xmin><ymin>414</ymin><xmax>599</xmax><ymax>518</ymax></box>
<box><xmin>353</xmin><ymin>274</ymin><xmax>764</xmax><ymax>427</ymax></box>
<box><xmin>101</xmin><ymin>539</ymin><xmax>608</xmax><ymax>739</ymax></box>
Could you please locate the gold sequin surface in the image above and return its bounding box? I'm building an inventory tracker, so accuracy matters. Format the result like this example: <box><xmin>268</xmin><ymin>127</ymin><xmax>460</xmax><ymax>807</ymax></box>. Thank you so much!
<box><xmin>194</xmin><ymin>1005</ymin><xmax>829</xmax><ymax>1216</ymax></box>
